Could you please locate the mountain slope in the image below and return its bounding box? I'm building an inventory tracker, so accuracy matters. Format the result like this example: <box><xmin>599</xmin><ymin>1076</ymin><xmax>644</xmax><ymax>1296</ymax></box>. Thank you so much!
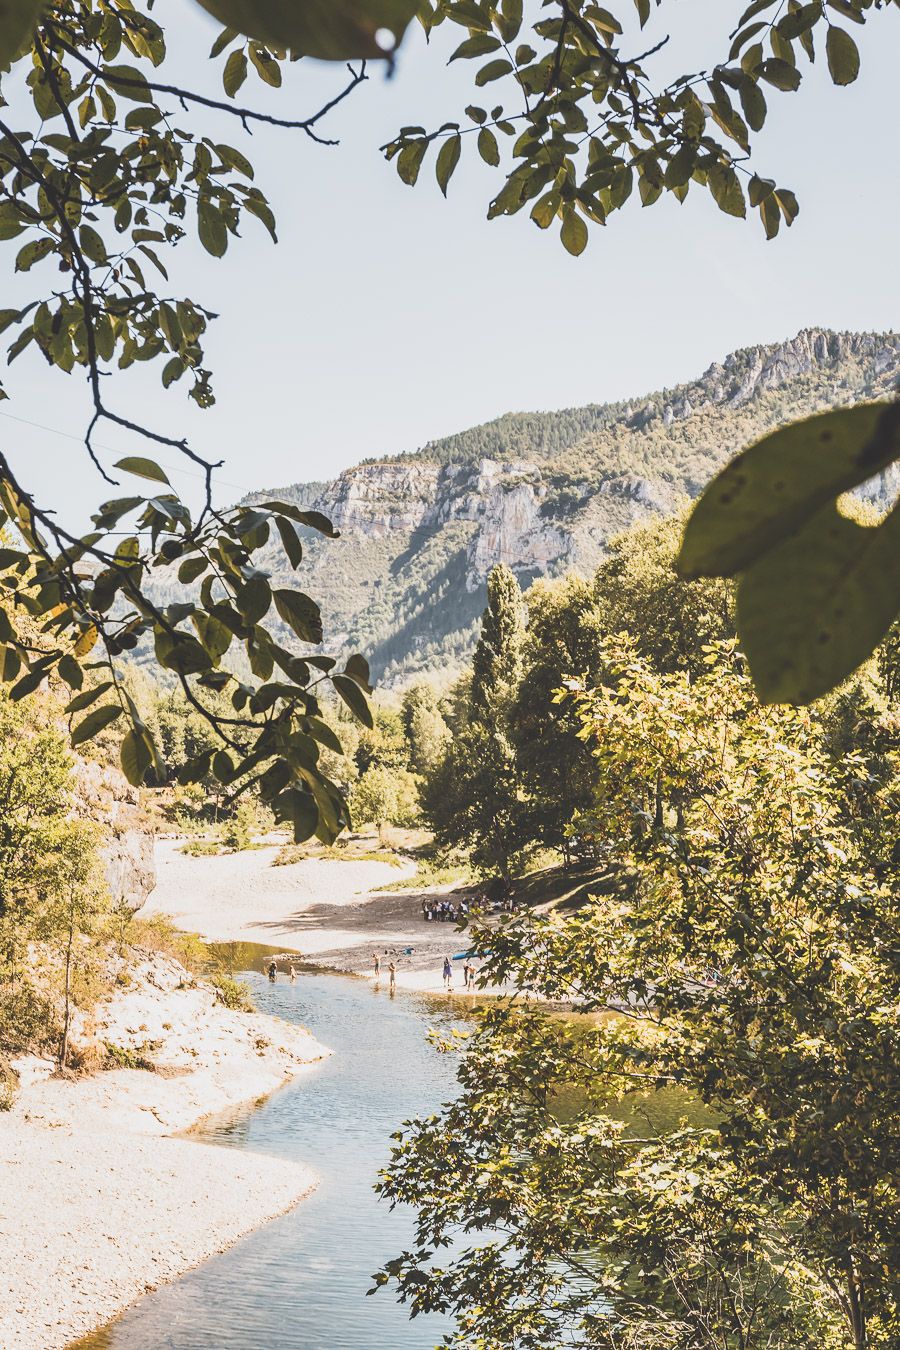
<box><xmin>250</xmin><ymin>328</ymin><xmax>900</xmax><ymax>685</ymax></box>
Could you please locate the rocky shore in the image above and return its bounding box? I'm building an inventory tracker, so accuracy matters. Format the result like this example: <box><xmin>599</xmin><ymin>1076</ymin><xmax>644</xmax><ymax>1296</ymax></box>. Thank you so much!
<box><xmin>0</xmin><ymin>950</ymin><xmax>329</xmax><ymax>1350</ymax></box>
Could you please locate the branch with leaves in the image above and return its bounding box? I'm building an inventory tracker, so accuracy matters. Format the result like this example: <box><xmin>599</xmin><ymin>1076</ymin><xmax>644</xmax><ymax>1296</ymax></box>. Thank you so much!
<box><xmin>0</xmin><ymin>0</ymin><xmax>417</xmax><ymax>837</ymax></box>
<box><xmin>384</xmin><ymin>0</ymin><xmax>893</xmax><ymax>253</ymax></box>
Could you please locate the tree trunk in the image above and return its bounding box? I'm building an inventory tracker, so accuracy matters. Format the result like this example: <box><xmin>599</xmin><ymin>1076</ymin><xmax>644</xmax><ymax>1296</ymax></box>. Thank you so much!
<box><xmin>59</xmin><ymin>910</ymin><xmax>74</xmax><ymax>1071</ymax></box>
<box><xmin>847</xmin><ymin>1269</ymin><xmax>867</xmax><ymax>1350</ymax></box>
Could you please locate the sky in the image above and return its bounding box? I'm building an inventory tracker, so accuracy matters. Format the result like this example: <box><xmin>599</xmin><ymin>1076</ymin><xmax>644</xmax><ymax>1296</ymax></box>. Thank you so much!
<box><xmin>1</xmin><ymin>0</ymin><xmax>898</xmax><ymax>525</ymax></box>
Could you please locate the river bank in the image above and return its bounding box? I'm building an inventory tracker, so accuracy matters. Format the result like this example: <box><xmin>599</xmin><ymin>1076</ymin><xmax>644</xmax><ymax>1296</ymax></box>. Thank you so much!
<box><xmin>0</xmin><ymin>949</ymin><xmax>329</xmax><ymax>1350</ymax></box>
<box><xmin>145</xmin><ymin>838</ymin><xmax>497</xmax><ymax>993</ymax></box>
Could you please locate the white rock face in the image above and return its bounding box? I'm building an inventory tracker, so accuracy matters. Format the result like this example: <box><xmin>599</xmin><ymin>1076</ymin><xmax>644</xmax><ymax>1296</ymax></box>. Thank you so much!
<box><xmin>74</xmin><ymin>760</ymin><xmax>155</xmax><ymax>912</ymax></box>
<box><xmin>320</xmin><ymin>456</ymin><xmax>574</xmax><ymax>585</ymax></box>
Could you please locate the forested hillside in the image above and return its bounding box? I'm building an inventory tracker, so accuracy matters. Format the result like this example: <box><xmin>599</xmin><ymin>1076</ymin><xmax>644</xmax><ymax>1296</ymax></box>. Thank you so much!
<box><xmin>250</xmin><ymin>327</ymin><xmax>898</xmax><ymax>684</ymax></box>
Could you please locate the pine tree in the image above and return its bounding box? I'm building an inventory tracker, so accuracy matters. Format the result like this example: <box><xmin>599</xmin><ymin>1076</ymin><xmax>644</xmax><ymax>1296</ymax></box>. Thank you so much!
<box><xmin>424</xmin><ymin>566</ymin><xmax>528</xmax><ymax>881</ymax></box>
<box><xmin>471</xmin><ymin>565</ymin><xmax>526</xmax><ymax>720</ymax></box>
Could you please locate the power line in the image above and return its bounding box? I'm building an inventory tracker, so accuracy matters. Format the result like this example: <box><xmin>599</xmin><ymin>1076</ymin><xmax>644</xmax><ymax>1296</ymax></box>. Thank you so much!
<box><xmin>0</xmin><ymin>408</ymin><xmax>246</xmax><ymax>492</ymax></box>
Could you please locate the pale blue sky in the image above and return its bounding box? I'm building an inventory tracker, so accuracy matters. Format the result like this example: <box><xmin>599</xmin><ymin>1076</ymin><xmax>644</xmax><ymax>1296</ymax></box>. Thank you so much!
<box><xmin>1</xmin><ymin>0</ymin><xmax>897</xmax><ymax>524</ymax></box>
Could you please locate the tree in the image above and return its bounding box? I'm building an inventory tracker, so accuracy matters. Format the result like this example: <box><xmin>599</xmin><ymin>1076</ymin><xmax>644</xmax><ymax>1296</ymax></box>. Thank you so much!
<box><xmin>0</xmin><ymin>687</ymin><xmax>73</xmax><ymax>922</ymax></box>
<box><xmin>471</xmin><ymin>563</ymin><xmax>527</xmax><ymax>718</ymax></box>
<box><xmin>424</xmin><ymin>564</ymin><xmax>528</xmax><ymax>880</ymax></box>
<box><xmin>594</xmin><ymin>515</ymin><xmax>734</xmax><ymax>676</ymax></box>
<box><xmin>511</xmin><ymin>573</ymin><xmax>603</xmax><ymax>859</ymax></box>
<box><xmin>351</xmin><ymin>761</ymin><xmax>420</xmax><ymax>836</ymax></box>
<box><xmin>377</xmin><ymin>645</ymin><xmax>900</xmax><ymax>1349</ymax></box>
<box><xmin>31</xmin><ymin>817</ymin><xmax>108</xmax><ymax>1069</ymax></box>
<box><xmin>400</xmin><ymin>682</ymin><xmax>451</xmax><ymax>777</ymax></box>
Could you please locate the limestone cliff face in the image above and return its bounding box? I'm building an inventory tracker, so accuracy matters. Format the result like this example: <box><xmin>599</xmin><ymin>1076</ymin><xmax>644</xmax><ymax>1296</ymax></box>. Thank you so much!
<box><xmin>253</xmin><ymin>327</ymin><xmax>899</xmax><ymax>683</ymax></box>
<box><xmin>322</xmin><ymin>457</ymin><xmax>574</xmax><ymax>587</ymax></box>
<box><xmin>73</xmin><ymin>762</ymin><xmax>155</xmax><ymax>913</ymax></box>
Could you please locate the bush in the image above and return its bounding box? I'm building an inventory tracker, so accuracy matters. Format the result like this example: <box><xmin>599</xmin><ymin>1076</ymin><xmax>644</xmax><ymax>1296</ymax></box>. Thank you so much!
<box><xmin>103</xmin><ymin>1040</ymin><xmax>159</xmax><ymax>1071</ymax></box>
<box><xmin>0</xmin><ymin>1050</ymin><xmax>18</xmax><ymax>1110</ymax></box>
<box><xmin>222</xmin><ymin>799</ymin><xmax>267</xmax><ymax>852</ymax></box>
<box><xmin>0</xmin><ymin>979</ymin><xmax>58</xmax><ymax>1055</ymax></box>
<box><xmin>211</xmin><ymin>976</ymin><xmax>254</xmax><ymax>1012</ymax></box>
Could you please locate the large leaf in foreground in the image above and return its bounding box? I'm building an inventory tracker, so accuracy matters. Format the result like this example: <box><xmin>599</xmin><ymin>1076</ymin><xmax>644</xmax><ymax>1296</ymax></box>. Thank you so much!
<box><xmin>679</xmin><ymin>403</ymin><xmax>900</xmax><ymax>578</ymax></box>
<box><xmin>0</xmin><ymin>0</ymin><xmax>43</xmax><ymax>68</ymax></box>
<box><xmin>737</xmin><ymin>500</ymin><xmax>900</xmax><ymax>703</ymax></box>
<box><xmin>194</xmin><ymin>0</ymin><xmax>418</xmax><ymax>58</ymax></box>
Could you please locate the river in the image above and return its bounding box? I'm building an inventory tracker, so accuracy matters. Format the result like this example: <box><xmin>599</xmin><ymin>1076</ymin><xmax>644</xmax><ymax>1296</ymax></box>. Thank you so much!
<box><xmin>76</xmin><ymin>963</ymin><xmax>463</xmax><ymax>1349</ymax></box>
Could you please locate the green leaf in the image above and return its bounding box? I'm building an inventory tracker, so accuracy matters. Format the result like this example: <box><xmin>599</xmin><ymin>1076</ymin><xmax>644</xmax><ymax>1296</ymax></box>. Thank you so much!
<box><xmin>560</xmin><ymin>209</ymin><xmax>588</xmax><ymax>257</ymax></box>
<box><xmin>738</xmin><ymin>78</ymin><xmax>767</xmax><ymax>132</ymax></box>
<box><xmin>397</xmin><ymin>139</ymin><xmax>428</xmax><ymax>187</ymax></box>
<box><xmin>275</xmin><ymin>516</ymin><xmax>304</xmax><ymax>569</ymax></box>
<box><xmin>475</xmin><ymin>58</ymin><xmax>512</xmax><ymax>86</ymax></box>
<box><xmin>15</xmin><ymin>237</ymin><xmax>54</xmax><ymax>272</ymax></box>
<box><xmin>679</xmin><ymin>403</ymin><xmax>900</xmax><ymax>578</ymax></box>
<box><xmin>216</xmin><ymin>142</ymin><xmax>254</xmax><ymax>179</ymax></box>
<box><xmin>332</xmin><ymin>673</ymin><xmax>373</xmax><ymax>728</ymax></box>
<box><xmin>273</xmin><ymin>589</ymin><xmax>323</xmax><ymax>644</ymax></box>
<box><xmin>198</xmin><ymin>199</ymin><xmax>228</xmax><ymax>257</ymax></box>
<box><xmin>826</xmin><ymin>26</ymin><xmax>859</xmax><ymax>85</ymax></box>
<box><xmin>120</xmin><ymin>726</ymin><xmax>153</xmax><ymax>786</ymax></box>
<box><xmin>259</xmin><ymin>503</ymin><xmax>337</xmax><ymax>536</ymax></box>
<box><xmin>249</xmin><ymin>41</ymin><xmax>281</xmax><ymax>87</ymax></box>
<box><xmin>194</xmin><ymin>0</ymin><xmax>419</xmax><ymax>60</ymax></box>
<box><xmin>306</xmin><ymin>716</ymin><xmax>343</xmax><ymax>755</ymax></box>
<box><xmin>477</xmin><ymin>127</ymin><xmax>500</xmax><ymax>167</ymax></box>
<box><xmin>178</xmin><ymin>555</ymin><xmax>207</xmax><ymax>584</ymax></box>
<box><xmin>708</xmin><ymin>164</ymin><xmax>746</xmax><ymax>218</ymax></box>
<box><xmin>758</xmin><ymin>57</ymin><xmax>802</xmax><ymax>90</ymax></box>
<box><xmin>737</xmin><ymin>501</ymin><xmax>900</xmax><ymax>704</ymax></box>
<box><xmin>57</xmin><ymin>653</ymin><xmax>84</xmax><ymax>689</ymax></box>
<box><xmin>436</xmin><ymin>134</ymin><xmax>462</xmax><ymax>197</ymax></box>
<box><xmin>115</xmin><ymin>456</ymin><xmax>170</xmax><ymax>485</ymax></box>
<box><xmin>10</xmin><ymin>666</ymin><xmax>48</xmax><ymax>700</ymax></box>
<box><xmin>450</xmin><ymin>33</ymin><xmax>500</xmax><ymax>60</ymax></box>
<box><xmin>0</xmin><ymin>0</ymin><xmax>43</xmax><ymax>67</ymax></box>
<box><xmin>344</xmin><ymin>652</ymin><xmax>372</xmax><ymax>691</ymax></box>
<box><xmin>0</xmin><ymin>646</ymin><xmax>20</xmax><ymax>682</ymax></box>
<box><xmin>272</xmin><ymin>787</ymin><xmax>319</xmax><ymax>843</ymax></box>
<box><xmin>65</xmin><ymin>681</ymin><xmax>113</xmax><ymax>714</ymax></box>
<box><xmin>223</xmin><ymin>48</ymin><xmax>247</xmax><ymax>98</ymax></box>
<box><xmin>236</xmin><ymin>575</ymin><xmax>271</xmax><ymax>624</ymax></box>
<box><xmin>71</xmin><ymin>702</ymin><xmax>123</xmax><ymax>746</ymax></box>
<box><xmin>102</xmin><ymin>63</ymin><xmax>154</xmax><ymax>103</ymax></box>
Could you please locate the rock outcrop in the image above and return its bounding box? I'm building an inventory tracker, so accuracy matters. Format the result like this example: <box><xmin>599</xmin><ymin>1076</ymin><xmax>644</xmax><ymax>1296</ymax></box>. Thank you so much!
<box><xmin>73</xmin><ymin>762</ymin><xmax>155</xmax><ymax>912</ymax></box>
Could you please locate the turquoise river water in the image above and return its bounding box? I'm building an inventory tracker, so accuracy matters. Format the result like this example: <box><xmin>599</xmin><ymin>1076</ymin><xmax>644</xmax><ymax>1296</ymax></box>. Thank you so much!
<box><xmin>76</xmin><ymin>964</ymin><xmax>463</xmax><ymax>1349</ymax></box>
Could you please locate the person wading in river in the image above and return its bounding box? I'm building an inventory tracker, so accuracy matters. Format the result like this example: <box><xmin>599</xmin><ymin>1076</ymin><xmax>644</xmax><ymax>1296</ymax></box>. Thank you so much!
<box><xmin>388</xmin><ymin>960</ymin><xmax>396</xmax><ymax>994</ymax></box>
<box><xmin>373</xmin><ymin>952</ymin><xmax>381</xmax><ymax>979</ymax></box>
<box><xmin>267</xmin><ymin>959</ymin><xmax>277</xmax><ymax>982</ymax></box>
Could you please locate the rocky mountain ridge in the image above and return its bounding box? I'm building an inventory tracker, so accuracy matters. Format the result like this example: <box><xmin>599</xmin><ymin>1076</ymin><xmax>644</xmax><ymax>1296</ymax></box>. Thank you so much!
<box><xmin>247</xmin><ymin>327</ymin><xmax>899</xmax><ymax>684</ymax></box>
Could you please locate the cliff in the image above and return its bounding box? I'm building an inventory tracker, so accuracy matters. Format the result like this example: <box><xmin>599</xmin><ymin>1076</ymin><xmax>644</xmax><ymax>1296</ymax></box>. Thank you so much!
<box><xmin>247</xmin><ymin>327</ymin><xmax>899</xmax><ymax>683</ymax></box>
<box><xmin>74</xmin><ymin>760</ymin><xmax>156</xmax><ymax>912</ymax></box>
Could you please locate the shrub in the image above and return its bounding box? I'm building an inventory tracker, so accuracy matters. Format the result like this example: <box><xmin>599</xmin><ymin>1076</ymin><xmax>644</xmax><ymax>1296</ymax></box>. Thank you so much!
<box><xmin>211</xmin><ymin>976</ymin><xmax>254</xmax><ymax>1012</ymax></box>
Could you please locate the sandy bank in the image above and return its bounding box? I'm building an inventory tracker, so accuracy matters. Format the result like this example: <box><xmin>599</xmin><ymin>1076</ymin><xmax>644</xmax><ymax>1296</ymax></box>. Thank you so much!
<box><xmin>147</xmin><ymin>839</ymin><xmax>505</xmax><ymax>995</ymax></box>
<box><xmin>0</xmin><ymin>950</ymin><xmax>329</xmax><ymax>1350</ymax></box>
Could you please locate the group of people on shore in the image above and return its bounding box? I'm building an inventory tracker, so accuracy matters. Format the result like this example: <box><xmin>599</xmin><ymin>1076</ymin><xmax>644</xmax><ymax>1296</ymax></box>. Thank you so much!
<box><xmin>371</xmin><ymin>950</ymin><xmax>478</xmax><ymax>993</ymax></box>
<box><xmin>443</xmin><ymin>955</ymin><xmax>477</xmax><ymax>991</ymax></box>
<box><xmin>422</xmin><ymin>898</ymin><xmax>469</xmax><ymax>923</ymax></box>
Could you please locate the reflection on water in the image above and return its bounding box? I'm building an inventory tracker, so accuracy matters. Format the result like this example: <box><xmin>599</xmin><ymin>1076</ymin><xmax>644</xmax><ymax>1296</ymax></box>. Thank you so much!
<box><xmin>74</xmin><ymin>969</ymin><xmax>463</xmax><ymax>1350</ymax></box>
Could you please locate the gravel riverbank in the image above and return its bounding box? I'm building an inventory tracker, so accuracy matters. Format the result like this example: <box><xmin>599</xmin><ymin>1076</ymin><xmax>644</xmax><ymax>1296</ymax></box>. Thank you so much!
<box><xmin>0</xmin><ymin>950</ymin><xmax>328</xmax><ymax>1350</ymax></box>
